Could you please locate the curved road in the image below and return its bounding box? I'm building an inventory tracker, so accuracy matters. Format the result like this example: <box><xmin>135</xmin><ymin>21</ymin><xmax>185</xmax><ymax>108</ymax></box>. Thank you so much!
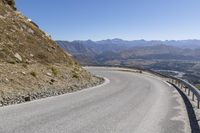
<box><xmin>0</xmin><ymin>67</ymin><xmax>190</xmax><ymax>133</ymax></box>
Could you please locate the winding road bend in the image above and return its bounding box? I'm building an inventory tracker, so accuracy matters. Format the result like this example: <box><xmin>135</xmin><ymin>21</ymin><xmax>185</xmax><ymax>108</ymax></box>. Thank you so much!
<box><xmin>0</xmin><ymin>67</ymin><xmax>190</xmax><ymax>133</ymax></box>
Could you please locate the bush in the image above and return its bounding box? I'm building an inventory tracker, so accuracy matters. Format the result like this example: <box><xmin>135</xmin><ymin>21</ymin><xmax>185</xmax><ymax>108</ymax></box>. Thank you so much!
<box><xmin>6</xmin><ymin>0</ymin><xmax>16</xmax><ymax>10</ymax></box>
<box><xmin>68</xmin><ymin>60</ymin><xmax>74</xmax><ymax>65</ymax></box>
<box><xmin>51</xmin><ymin>67</ymin><xmax>59</xmax><ymax>76</ymax></box>
<box><xmin>7</xmin><ymin>60</ymin><xmax>16</xmax><ymax>64</ymax></box>
<box><xmin>196</xmin><ymin>85</ymin><xmax>200</xmax><ymax>90</ymax></box>
<box><xmin>30</xmin><ymin>71</ymin><xmax>37</xmax><ymax>77</ymax></box>
<box><xmin>22</xmin><ymin>64</ymin><xmax>28</xmax><ymax>68</ymax></box>
<box><xmin>72</xmin><ymin>73</ymin><xmax>79</xmax><ymax>79</ymax></box>
<box><xmin>36</xmin><ymin>53</ymin><xmax>47</xmax><ymax>60</ymax></box>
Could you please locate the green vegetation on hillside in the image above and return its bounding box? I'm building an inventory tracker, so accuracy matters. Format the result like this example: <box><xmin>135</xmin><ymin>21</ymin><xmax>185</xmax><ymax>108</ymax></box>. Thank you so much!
<box><xmin>196</xmin><ymin>85</ymin><xmax>200</xmax><ymax>90</ymax></box>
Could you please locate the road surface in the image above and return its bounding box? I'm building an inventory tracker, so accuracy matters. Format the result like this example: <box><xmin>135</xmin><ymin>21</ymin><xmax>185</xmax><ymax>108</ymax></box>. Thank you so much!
<box><xmin>0</xmin><ymin>67</ymin><xmax>190</xmax><ymax>133</ymax></box>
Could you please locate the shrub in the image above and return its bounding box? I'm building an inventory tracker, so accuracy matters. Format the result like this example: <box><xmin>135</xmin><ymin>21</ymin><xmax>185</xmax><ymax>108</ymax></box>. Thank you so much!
<box><xmin>71</xmin><ymin>69</ymin><xmax>79</xmax><ymax>79</ymax></box>
<box><xmin>6</xmin><ymin>0</ymin><xmax>16</xmax><ymax>10</ymax></box>
<box><xmin>72</xmin><ymin>73</ymin><xmax>79</xmax><ymax>79</ymax></box>
<box><xmin>51</xmin><ymin>67</ymin><xmax>59</xmax><ymax>76</ymax></box>
<box><xmin>22</xmin><ymin>64</ymin><xmax>28</xmax><ymax>68</ymax></box>
<box><xmin>8</xmin><ymin>60</ymin><xmax>16</xmax><ymax>64</ymax></box>
<box><xmin>36</xmin><ymin>53</ymin><xmax>47</xmax><ymax>60</ymax></box>
<box><xmin>196</xmin><ymin>85</ymin><xmax>200</xmax><ymax>90</ymax></box>
<box><xmin>68</xmin><ymin>60</ymin><xmax>74</xmax><ymax>65</ymax></box>
<box><xmin>30</xmin><ymin>71</ymin><xmax>37</xmax><ymax>77</ymax></box>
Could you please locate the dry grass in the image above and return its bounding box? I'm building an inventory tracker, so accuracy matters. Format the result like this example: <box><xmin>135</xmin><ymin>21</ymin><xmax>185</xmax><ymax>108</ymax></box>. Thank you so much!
<box><xmin>196</xmin><ymin>85</ymin><xmax>200</xmax><ymax>90</ymax></box>
<box><xmin>0</xmin><ymin>0</ymin><xmax>74</xmax><ymax>64</ymax></box>
<box><xmin>51</xmin><ymin>67</ymin><xmax>59</xmax><ymax>76</ymax></box>
<box><xmin>0</xmin><ymin>63</ymin><xmax>99</xmax><ymax>98</ymax></box>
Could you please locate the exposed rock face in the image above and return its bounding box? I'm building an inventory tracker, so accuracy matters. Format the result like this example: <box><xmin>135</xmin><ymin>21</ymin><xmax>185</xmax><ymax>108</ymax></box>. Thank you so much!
<box><xmin>3</xmin><ymin>0</ymin><xmax>16</xmax><ymax>10</ymax></box>
<box><xmin>0</xmin><ymin>0</ymin><xmax>103</xmax><ymax>106</ymax></box>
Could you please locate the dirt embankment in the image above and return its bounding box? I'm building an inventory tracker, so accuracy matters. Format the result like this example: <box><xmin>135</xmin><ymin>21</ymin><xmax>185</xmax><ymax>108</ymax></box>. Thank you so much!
<box><xmin>0</xmin><ymin>0</ymin><xmax>104</xmax><ymax>106</ymax></box>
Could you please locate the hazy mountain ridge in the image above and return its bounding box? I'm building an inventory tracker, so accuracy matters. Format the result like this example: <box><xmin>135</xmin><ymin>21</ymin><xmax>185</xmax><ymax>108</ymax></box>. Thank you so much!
<box><xmin>95</xmin><ymin>39</ymin><xmax>200</xmax><ymax>49</ymax></box>
<box><xmin>56</xmin><ymin>39</ymin><xmax>200</xmax><ymax>86</ymax></box>
<box><xmin>56</xmin><ymin>39</ymin><xmax>200</xmax><ymax>65</ymax></box>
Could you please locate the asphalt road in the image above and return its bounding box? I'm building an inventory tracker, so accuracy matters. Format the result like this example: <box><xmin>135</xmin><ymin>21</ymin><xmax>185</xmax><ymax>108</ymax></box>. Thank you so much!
<box><xmin>0</xmin><ymin>67</ymin><xmax>190</xmax><ymax>133</ymax></box>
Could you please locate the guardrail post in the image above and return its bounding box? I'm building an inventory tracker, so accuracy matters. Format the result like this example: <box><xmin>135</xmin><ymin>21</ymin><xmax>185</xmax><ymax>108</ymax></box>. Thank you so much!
<box><xmin>188</xmin><ymin>89</ymin><xmax>190</xmax><ymax>96</ymax></box>
<box><xmin>192</xmin><ymin>93</ymin><xmax>194</xmax><ymax>101</ymax></box>
<box><xmin>151</xmin><ymin>70</ymin><xmax>200</xmax><ymax>110</ymax></box>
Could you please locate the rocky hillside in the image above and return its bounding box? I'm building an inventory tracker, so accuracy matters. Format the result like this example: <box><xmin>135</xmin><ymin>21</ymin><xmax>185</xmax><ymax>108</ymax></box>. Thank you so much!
<box><xmin>0</xmin><ymin>0</ymin><xmax>73</xmax><ymax>64</ymax></box>
<box><xmin>0</xmin><ymin>0</ymin><xmax>103</xmax><ymax>106</ymax></box>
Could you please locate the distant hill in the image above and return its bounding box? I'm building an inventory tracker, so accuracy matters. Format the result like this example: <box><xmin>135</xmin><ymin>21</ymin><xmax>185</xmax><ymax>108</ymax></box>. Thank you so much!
<box><xmin>56</xmin><ymin>39</ymin><xmax>200</xmax><ymax>65</ymax></box>
<box><xmin>57</xmin><ymin>39</ymin><xmax>200</xmax><ymax>86</ymax></box>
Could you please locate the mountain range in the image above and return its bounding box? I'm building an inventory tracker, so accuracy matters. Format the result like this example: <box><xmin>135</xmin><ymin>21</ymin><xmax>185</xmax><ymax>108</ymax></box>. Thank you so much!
<box><xmin>57</xmin><ymin>39</ymin><xmax>200</xmax><ymax>85</ymax></box>
<box><xmin>56</xmin><ymin>39</ymin><xmax>200</xmax><ymax>65</ymax></box>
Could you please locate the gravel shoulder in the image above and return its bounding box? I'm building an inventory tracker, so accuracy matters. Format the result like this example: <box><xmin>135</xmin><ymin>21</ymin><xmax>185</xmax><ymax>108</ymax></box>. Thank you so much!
<box><xmin>0</xmin><ymin>63</ymin><xmax>104</xmax><ymax>107</ymax></box>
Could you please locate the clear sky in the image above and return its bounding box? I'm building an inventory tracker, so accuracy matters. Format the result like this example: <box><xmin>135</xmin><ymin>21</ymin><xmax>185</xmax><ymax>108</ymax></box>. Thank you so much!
<box><xmin>16</xmin><ymin>0</ymin><xmax>200</xmax><ymax>41</ymax></box>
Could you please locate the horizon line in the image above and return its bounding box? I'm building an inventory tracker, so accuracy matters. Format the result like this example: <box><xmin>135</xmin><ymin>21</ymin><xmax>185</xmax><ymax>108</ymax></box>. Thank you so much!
<box><xmin>55</xmin><ymin>38</ymin><xmax>200</xmax><ymax>42</ymax></box>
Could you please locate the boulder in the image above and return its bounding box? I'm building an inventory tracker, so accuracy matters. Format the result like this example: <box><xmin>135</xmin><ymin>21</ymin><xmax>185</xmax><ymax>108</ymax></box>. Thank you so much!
<box><xmin>14</xmin><ymin>53</ymin><xmax>22</xmax><ymax>62</ymax></box>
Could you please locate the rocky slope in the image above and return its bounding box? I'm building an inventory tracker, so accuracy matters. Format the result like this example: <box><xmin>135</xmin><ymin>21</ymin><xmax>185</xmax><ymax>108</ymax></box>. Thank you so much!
<box><xmin>0</xmin><ymin>0</ymin><xmax>103</xmax><ymax>106</ymax></box>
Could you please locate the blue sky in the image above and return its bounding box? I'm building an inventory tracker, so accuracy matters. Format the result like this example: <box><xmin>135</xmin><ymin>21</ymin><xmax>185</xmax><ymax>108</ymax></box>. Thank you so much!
<box><xmin>16</xmin><ymin>0</ymin><xmax>200</xmax><ymax>41</ymax></box>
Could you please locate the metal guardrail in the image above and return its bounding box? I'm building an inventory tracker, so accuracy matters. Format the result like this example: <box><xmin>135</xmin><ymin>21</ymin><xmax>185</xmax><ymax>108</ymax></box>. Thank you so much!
<box><xmin>89</xmin><ymin>65</ymin><xmax>200</xmax><ymax>109</ymax></box>
<box><xmin>167</xmin><ymin>76</ymin><xmax>200</xmax><ymax>109</ymax></box>
<box><xmin>144</xmin><ymin>69</ymin><xmax>200</xmax><ymax>109</ymax></box>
